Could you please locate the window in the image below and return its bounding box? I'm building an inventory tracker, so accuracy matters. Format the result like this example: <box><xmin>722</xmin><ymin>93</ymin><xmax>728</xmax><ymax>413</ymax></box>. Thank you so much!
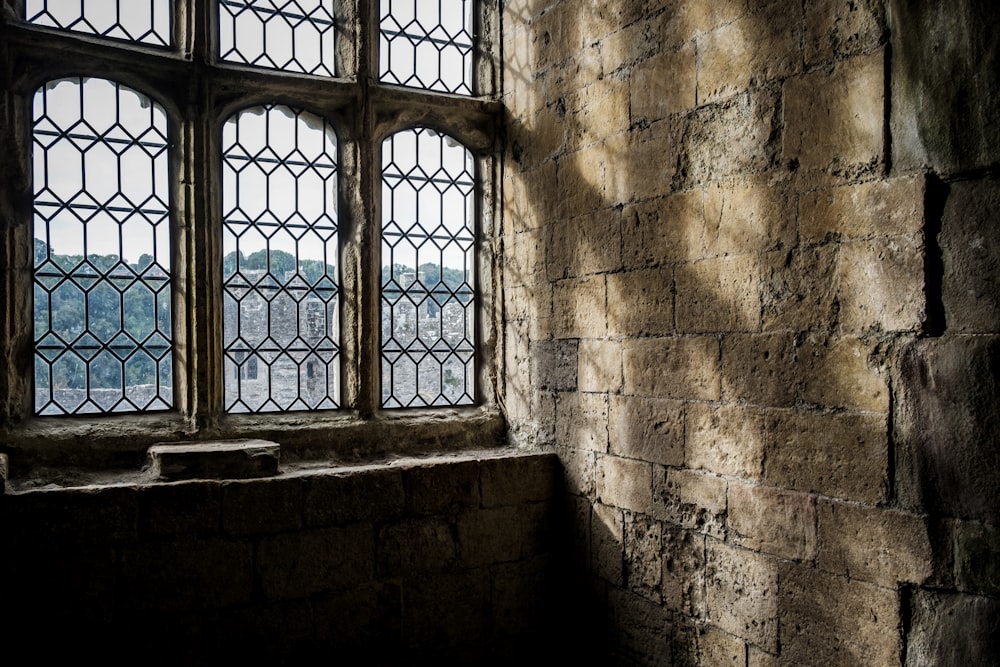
<box><xmin>1</xmin><ymin>1</ymin><xmax>501</xmax><ymax>462</ymax></box>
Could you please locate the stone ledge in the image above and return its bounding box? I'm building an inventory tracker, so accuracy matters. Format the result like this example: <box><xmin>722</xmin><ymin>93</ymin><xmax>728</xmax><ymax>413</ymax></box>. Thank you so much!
<box><xmin>147</xmin><ymin>439</ymin><xmax>281</xmax><ymax>481</ymax></box>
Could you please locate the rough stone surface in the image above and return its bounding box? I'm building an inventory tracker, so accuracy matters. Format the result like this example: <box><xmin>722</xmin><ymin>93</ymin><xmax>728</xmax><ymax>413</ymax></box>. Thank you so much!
<box><xmin>905</xmin><ymin>590</ymin><xmax>1000</xmax><ymax>667</ymax></box>
<box><xmin>940</xmin><ymin>176</ymin><xmax>1000</xmax><ymax>333</ymax></box>
<box><xmin>896</xmin><ymin>336</ymin><xmax>1000</xmax><ymax>521</ymax></box>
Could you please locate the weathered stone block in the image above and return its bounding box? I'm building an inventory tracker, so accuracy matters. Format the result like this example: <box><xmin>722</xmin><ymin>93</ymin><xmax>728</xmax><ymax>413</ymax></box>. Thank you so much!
<box><xmin>705</xmin><ymin>541</ymin><xmax>779</xmax><ymax>652</ymax></box>
<box><xmin>697</xmin><ymin>3</ymin><xmax>800</xmax><ymax>104</ymax></box>
<box><xmin>593</xmin><ymin>501</ymin><xmax>625</xmax><ymax>586</ymax></box>
<box><xmin>568</xmin><ymin>76</ymin><xmax>630</xmax><ymax>149</ymax></box>
<box><xmin>458</xmin><ymin>503</ymin><xmax>552</xmax><ymax>567</ymax></box>
<box><xmin>662</xmin><ymin>524</ymin><xmax>706</xmax><ymax>617</ymax></box>
<box><xmin>146</xmin><ymin>440</ymin><xmax>281</xmax><ymax>481</ymax></box>
<box><xmin>402</xmin><ymin>458</ymin><xmax>481</xmax><ymax>516</ymax></box>
<box><xmin>630</xmin><ymin>43</ymin><xmax>697</xmax><ymax>122</ymax></box>
<box><xmin>804</xmin><ymin>0</ymin><xmax>886</xmax><ymax>66</ymax></box>
<box><xmin>761</xmin><ymin>245</ymin><xmax>839</xmax><ymax>332</ymax></box>
<box><xmin>890</xmin><ymin>0</ymin><xmax>1000</xmax><ymax>173</ymax></box>
<box><xmin>654</xmin><ymin>466</ymin><xmax>728</xmax><ymax>539</ymax></box>
<box><xmin>698</xmin><ymin>625</ymin><xmax>746</xmax><ymax>666</ymax></box>
<box><xmin>622</xmin><ymin>189</ymin><xmax>704</xmax><ymax>269</ymax></box>
<box><xmin>138</xmin><ymin>481</ymin><xmax>221</xmax><ymax>536</ymax></box>
<box><xmin>624</xmin><ymin>512</ymin><xmax>663</xmax><ymax>603</ymax></box>
<box><xmin>545</xmin><ymin>209</ymin><xmax>621</xmax><ymax>281</ymax></box>
<box><xmin>119</xmin><ymin>537</ymin><xmax>254</xmax><ymax>611</ymax></box>
<box><xmin>687</xmin><ymin>403</ymin><xmax>764</xmax><ymax>480</ymax></box>
<box><xmin>257</xmin><ymin>524</ymin><xmax>374</xmax><ymax>600</ymax></box>
<box><xmin>783</xmin><ymin>51</ymin><xmax>884</xmax><ymax>176</ymax></box>
<box><xmin>503</xmin><ymin>227</ymin><xmax>547</xmax><ymax>284</ymax></box>
<box><xmin>607</xmin><ymin>266</ymin><xmax>675</xmax><ymax>336</ymax></box>
<box><xmin>941</xmin><ymin>176</ymin><xmax>1000</xmax><ymax>333</ymax></box>
<box><xmin>605</xmin><ymin>121</ymin><xmax>678</xmax><ymax>205</ymax></box>
<box><xmin>557</xmin><ymin>145</ymin><xmax>606</xmax><ymax>220</ymax></box>
<box><xmin>954</xmin><ymin>519</ymin><xmax>1000</xmax><ymax>596</ymax></box>
<box><xmin>552</xmin><ymin>275</ymin><xmax>607</xmax><ymax>338</ymax></box>
<box><xmin>837</xmin><ymin>235</ymin><xmax>926</xmax><ymax>332</ymax></box>
<box><xmin>778</xmin><ymin>563</ymin><xmax>900</xmax><ymax>666</ymax></box>
<box><xmin>764</xmin><ymin>409</ymin><xmax>888</xmax><ymax>503</ymax></box>
<box><xmin>905</xmin><ymin>589</ymin><xmax>1000</xmax><ymax>667</ymax></box>
<box><xmin>578</xmin><ymin>338</ymin><xmax>623</xmax><ymax>393</ymax></box>
<box><xmin>378</xmin><ymin>517</ymin><xmax>456</xmax><ymax>575</ymax></box>
<box><xmin>623</xmin><ymin>336</ymin><xmax>721</xmax><ymax>400</ymax></box>
<box><xmin>303</xmin><ymin>468</ymin><xmax>405</xmax><ymax>527</ymax></box>
<box><xmin>222</xmin><ymin>477</ymin><xmax>303</xmax><ymax>535</ymax></box>
<box><xmin>558</xmin><ymin>445</ymin><xmax>596</xmax><ymax>497</ymax></box>
<box><xmin>799</xmin><ymin>176</ymin><xmax>924</xmax><ymax>242</ymax></box>
<box><xmin>721</xmin><ymin>333</ymin><xmax>797</xmax><ymax>408</ymax></box>
<box><xmin>675</xmin><ymin>254</ymin><xmax>761</xmax><ymax>333</ymax></box>
<box><xmin>480</xmin><ymin>453</ymin><xmax>559</xmax><ymax>507</ymax></box>
<box><xmin>796</xmin><ymin>335</ymin><xmax>889</xmax><ymax>412</ymax></box>
<box><xmin>556</xmin><ymin>391</ymin><xmax>609</xmax><ymax>453</ymax></box>
<box><xmin>896</xmin><ymin>336</ymin><xmax>1000</xmax><ymax>521</ymax></box>
<box><xmin>607</xmin><ymin>586</ymin><xmax>696</xmax><ymax>667</ymax></box>
<box><xmin>673</xmin><ymin>88</ymin><xmax>781</xmax><ymax>188</ymax></box>
<box><xmin>703</xmin><ymin>175</ymin><xmax>797</xmax><ymax>257</ymax></box>
<box><xmin>598</xmin><ymin>454</ymin><xmax>654</xmax><ymax>514</ymax></box>
<box><xmin>817</xmin><ymin>500</ymin><xmax>932</xmax><ymax>587</ymax></box>
<box><xmin>729</xmin><ymin>482</ymin><xmax>816</xmax><ymax>562</ymax></box>
<box><xmin>402</xmin><ymin>571</ymin><xmax>491</xmax><ymax>651</ymax></box>
<box><xmin>609</xmin><ymin>395</ymin><xmax>684</xmax><ymax>466</ymax></box>
<box><xmin>531</xmin><ymin>338</ymin><xmax>578</xmax><ymax>392</ymax></box>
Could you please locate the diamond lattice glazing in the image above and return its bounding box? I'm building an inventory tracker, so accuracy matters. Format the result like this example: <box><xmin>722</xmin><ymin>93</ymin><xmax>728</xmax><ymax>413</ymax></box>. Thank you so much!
<box><xmin>219</xmin><ymin>0</ymin><xmax>336</xmax><ymax>76</ymax></box>
<box><xmin>25</xmin><ymin>0</ymin><xmax>171</xmax><ymax>46</ymax></box>
<box><xmin>222</xmin><ymin>105</ymin><xmax>340</xmax><ymax>413</ymax></box>
<box><xmin>379</xmin><ymin>0</ymin><xmax>473</xmax><ymax>94</ymax></box>
<box><xmin>33</xmin><ymin>77</ymin><xmax>173</xmax><ymax>415</ymax></box>
<box><xmin>381</xmin><ymin>128</ymin><xmax>475</xmax><ymax>408</ymax></box>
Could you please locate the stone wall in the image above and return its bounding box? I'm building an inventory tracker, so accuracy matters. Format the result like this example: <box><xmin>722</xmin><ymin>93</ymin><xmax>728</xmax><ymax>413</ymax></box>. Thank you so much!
<box><xmin>0</xmin><ymin>451</ymin><xmax>563</xmax><ymax>664</ymax></box>
<box><xmin>501</xmin><ymin>0</ymin><xmax>999</xmax><ymax>664</ymax></box>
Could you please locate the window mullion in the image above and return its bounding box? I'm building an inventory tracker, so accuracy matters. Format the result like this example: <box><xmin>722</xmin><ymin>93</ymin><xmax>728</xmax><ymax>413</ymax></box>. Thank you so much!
<box><xmin>354</xmin><ymin>0</ymin><xmax>380</xmax><ymax>416</ymax></box>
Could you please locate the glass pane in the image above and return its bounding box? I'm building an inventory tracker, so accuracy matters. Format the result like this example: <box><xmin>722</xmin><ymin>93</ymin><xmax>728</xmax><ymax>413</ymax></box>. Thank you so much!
<box><xmin>33</xmin><ymin>77</ymin><xmax>173</xmax><ymax>415</ymax></box>
<box><xmin>219</xmin><ymin>0</ymin><xmax>335</xmax><ymax>77</ymax></box>
<box><xmin>381</xmin><ymin>128</ymin><xmax>475</xmax><ymax>408</ymax></box>
<box><xmin>25</xmin><ymin>0</ymin><xmax>171</xmax><ymax>47</ymax></box>
<box><xmin>222</xmin><ymin>105</ymin><xmax>340</xmax><ymax>413</ymax></box>
<box><xmin>380</xmin><ymin>0</ymin><xmax>473</xmax><ymax>94</ymax></box>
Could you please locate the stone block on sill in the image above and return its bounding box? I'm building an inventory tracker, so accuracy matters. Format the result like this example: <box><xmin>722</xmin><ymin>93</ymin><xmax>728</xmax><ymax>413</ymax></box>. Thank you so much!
<box><xmin>147</xmin><ymin>440</ymin><xmax>280</xmax><ymax>482</ymax></box>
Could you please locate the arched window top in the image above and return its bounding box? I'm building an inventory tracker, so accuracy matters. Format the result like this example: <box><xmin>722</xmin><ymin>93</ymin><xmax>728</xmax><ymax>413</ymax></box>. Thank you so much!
<box><xmin>32</xmin><ymin>77</ymin><xmax>173</xmax><ymax>415</ymax></box>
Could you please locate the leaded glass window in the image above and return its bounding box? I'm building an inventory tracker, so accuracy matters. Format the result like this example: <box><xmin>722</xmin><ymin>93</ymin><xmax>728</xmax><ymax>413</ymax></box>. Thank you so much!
<box><xmin>381</xmin><ymin>128</ymin><xmax>475</xmax><ymax>408</ymax></box>
<box><xmin>32</xmin><ymin>77</ymin><xmax>173</xmax><ymax>415</ymax></box>
<box><xmin>379</xmin><ymin>0</ymin><xmax>474</xmax><ymax>94</ymax></box>
<box><xmin>219</xmin><ymin>0</ymin><xmax>336</xmax><ymax>76</ymax></box>
<box><xmin>222</xmin><ymin>104</ymin><xmax>340</xmax><ymax>413</ymax></box>
<box><xmin>25</xmin><ymin>0</ymin><xmax>171</xmax><ymax>46</ymax></box>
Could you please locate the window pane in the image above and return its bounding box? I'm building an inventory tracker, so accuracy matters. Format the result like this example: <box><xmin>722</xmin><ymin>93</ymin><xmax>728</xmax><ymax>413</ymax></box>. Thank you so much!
<box><xmin>33</xmin><ymin>77</ymin><xmax>173</xmax><ymax>415</ymax></box>
<box><xmin>222</xmin><ymin>105</ymin><xmax>340</xmax><ymax>412</ymax></box>
<box><xmin>381</xmin><ymin>128</ymin><xmax>475</xmax><ymax>408</ymax></box>
<box><xmin>380</xmin><ymin>0</ymin><xmax>473</xmax><ymax>95</ymax></box>
<box><xmin>25</xmin><ymin>0</ymin><xmax>171</xmax><ymax>47</ymax></box>
<box><xmin>219</xmin><ymin>0</ymin><xmax>336</xmax><ymax>77</ymax></box>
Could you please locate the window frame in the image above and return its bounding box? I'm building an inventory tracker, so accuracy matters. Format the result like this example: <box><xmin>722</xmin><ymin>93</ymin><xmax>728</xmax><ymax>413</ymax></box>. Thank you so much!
<box><xmin>0</xmin><ymin>0</ymin><xmax>504</xmax><ymax>472</ymax></box>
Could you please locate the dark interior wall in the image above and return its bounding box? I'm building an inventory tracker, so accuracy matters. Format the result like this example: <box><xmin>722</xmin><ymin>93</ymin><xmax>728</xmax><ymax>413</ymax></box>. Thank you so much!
<box><xmin>0</xmin><ymin>452</ymin><xmax>563</xmax><ymax>665</ymax></box>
